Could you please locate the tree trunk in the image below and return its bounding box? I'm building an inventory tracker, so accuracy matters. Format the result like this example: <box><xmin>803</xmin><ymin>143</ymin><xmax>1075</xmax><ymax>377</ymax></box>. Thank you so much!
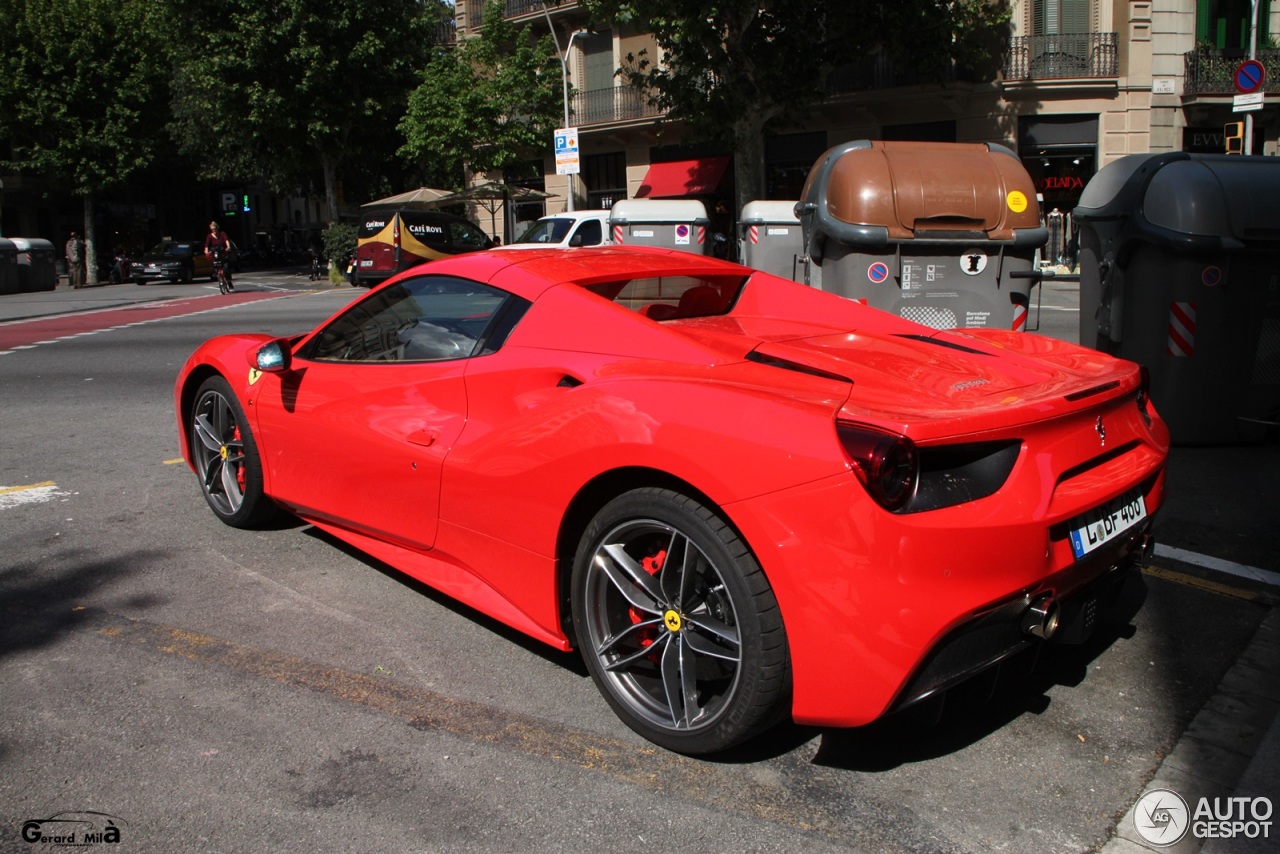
<box><xmin>321</xmin><ymin>153</ymin><xmax>340</xmax><ymax>226</ymax></box>
<box><xmin>81</xmin><ymin>195</ymin><xmax>98</xmax><ymax>286</ymax></box>
<box><xmin>732</xmin><ymin>112</ymin><xmax>768</xmax><ymax>217</ymax></box>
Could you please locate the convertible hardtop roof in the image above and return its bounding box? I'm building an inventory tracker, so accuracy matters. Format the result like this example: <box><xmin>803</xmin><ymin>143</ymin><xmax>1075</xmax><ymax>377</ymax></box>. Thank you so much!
<box><xmin>420</xmin><ymin>246</ymin><xmax>748</xmax><ymax>303</ymax></box>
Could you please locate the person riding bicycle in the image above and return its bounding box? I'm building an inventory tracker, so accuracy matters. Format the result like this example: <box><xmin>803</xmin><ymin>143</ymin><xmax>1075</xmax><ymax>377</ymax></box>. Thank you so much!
<box><xmin>204</xmin><ymin>220</ymin><xmax>234</xmax><ymax>291</ymax></box>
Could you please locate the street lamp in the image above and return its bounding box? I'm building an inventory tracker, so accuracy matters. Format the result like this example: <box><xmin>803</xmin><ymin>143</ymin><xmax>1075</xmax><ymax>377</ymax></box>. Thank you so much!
<box><xmin>542</xmin><ymin>6</ymin><xmax>588</xmax><ymax>211</ymax></box>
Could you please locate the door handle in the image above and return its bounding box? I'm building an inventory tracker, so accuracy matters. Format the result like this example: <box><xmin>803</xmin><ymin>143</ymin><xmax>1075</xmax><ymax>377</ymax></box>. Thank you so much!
<box><xmin>407</xmin><ymin>428</ymin><xmax>438</xmax><ymax>447</ymax></box>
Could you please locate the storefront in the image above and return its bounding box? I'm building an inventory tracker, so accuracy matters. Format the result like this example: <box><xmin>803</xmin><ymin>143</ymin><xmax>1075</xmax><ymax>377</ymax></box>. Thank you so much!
<box><xmin>1019</xmin><ymin>114</ymin><xmax>1098</xmax><ymax>266</ymax></box>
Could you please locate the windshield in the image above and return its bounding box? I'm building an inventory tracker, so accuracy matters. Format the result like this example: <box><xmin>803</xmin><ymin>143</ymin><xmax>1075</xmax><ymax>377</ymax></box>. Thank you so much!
<box><xmin>513</xmin><ymin>218</ymin><xmax>573</xmax><ymax>245</ymax></box>
<box><xmin>148</xmin><ymin>242</ymin><xmax>189</xmax><ymax>257</ymax></box>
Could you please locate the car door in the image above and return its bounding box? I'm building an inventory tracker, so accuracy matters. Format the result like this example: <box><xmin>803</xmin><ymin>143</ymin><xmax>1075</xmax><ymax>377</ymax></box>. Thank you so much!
<box><xmin>252</xmin><ymin>274</ymin><xmax>515</xmax><ymax>550</ymax></box>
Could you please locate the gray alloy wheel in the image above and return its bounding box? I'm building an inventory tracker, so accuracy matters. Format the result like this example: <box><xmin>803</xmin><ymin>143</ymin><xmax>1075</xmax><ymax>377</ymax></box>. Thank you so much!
<box><xmin>571</xmin><ymin>488</ymin><xmax>789</xmax><ymax>754</ymax></box>
<box><xmin>190</xmin><ymin>376</ymin><xmax>277</xmax><ymax>528</ymax></box>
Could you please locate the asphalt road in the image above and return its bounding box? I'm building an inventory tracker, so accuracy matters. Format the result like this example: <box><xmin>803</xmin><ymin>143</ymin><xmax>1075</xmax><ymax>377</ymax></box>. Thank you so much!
<box><xmin>0</xmin><ymin>272</ymin><xmax>1274</xmax><ymax>853</ymax></box>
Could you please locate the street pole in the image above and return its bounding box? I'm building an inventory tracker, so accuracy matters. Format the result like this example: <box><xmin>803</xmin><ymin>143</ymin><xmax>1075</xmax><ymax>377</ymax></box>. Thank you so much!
<box><xmin>1247</xmin><ymin>0</ymin><xmax>1260</xmax><ymax>154</ymax></box>
<box><xmin>541</xmin><ymin>4</ymin><xmax>584</xmax><ymax>211</ymax></box>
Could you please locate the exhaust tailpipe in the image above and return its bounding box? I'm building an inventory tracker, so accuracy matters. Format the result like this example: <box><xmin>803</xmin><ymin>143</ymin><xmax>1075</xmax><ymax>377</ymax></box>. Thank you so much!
<box><xmin>1021</xmin><ymin>594</ymin><xmax>1060</xmax><ymax>639</ymax></box>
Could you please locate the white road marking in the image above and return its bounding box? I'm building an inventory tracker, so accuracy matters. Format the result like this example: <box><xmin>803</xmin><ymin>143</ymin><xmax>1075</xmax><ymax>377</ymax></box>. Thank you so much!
<box><xmin>0</xmin><ymin>481</ymin><xmax>71</xmax><ymax>509</ymax></box>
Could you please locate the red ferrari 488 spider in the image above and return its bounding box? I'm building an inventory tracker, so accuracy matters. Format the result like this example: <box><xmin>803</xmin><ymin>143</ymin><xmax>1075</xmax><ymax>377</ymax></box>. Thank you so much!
<box><xmin>175</xmin><ymin>247</ymin><xmax>1168</xmax><ymax>754</ymax></box>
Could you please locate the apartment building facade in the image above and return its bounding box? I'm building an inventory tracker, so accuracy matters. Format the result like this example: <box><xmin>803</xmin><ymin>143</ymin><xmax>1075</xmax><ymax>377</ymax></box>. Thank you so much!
<box><xmin>454</xmin><ymin>0</ymin><xmax>1279</xmax><ymax>234</ymax></box>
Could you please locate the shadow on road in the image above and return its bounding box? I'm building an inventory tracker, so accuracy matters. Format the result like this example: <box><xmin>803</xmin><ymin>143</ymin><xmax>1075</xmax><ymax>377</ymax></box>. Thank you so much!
<box><xmin>0</xmin><ymin>550</ymin><xmax>166</xmax><ymax>659</ymax></box>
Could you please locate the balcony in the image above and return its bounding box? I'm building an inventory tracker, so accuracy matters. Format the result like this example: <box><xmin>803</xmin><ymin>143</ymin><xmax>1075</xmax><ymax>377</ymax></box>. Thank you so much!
<box><xmin>436</xmin><ymin>16</ymin><xmax>457</xmax><ymax>47</ymax></box>
<box><xmin>571</xmin><ymin>86</ymin><xmax>665</xmax><ymax>127</ymax></box>
<box><xmin>1185</xmin><ymin>49</ymin><xmax>1280</xmax><ymax>94</ymax></box>
<box><xmin>502</xmin><ymin>0</ymin><xmax>579</xmax><ymax>20</ymax></box>
<box><xmin>1004</xmin><ymin>33</ymin><xmax>1119</xmax><ymax>81</ymax></box>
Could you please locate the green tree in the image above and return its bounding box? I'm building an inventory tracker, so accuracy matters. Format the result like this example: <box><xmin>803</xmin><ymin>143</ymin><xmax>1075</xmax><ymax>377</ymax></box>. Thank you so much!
<box><xmin>399</xmin><ymin>1</ymin><xmax>563</xmax><ymax>185</ymax></box>
<box><xmin>581</xmin><ymin>0</ymin><xmax>1010</xmax><ymax>211</ymax></box>
<box><xmin>169</xmin><ymin>0</ymin><xmax>451</xmax><ymax>223</ymax></box>
<box><xmin>0</xmin><ymin>0</ymin><xmax>175</xmax><ymax>282</ymax></box>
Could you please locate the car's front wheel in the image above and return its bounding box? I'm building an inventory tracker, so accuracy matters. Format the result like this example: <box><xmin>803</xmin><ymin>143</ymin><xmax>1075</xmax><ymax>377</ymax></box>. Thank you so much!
<box><xmin>571</xmin><ymin>488</ymin><xmax>790</xmax><ymax>754</ymax></box>
<box><xmin>190</xmin><ymin>376</ymin><xmax>279</xmax><ymax>528</ymax></box>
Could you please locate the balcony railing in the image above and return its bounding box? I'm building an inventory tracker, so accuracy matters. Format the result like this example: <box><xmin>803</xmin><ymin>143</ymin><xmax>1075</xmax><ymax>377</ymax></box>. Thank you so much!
<box><xmin>1004</xmin><ymin>33</ymin><xmax>1119</xmax><ymax>81</ymax></box>
<box><xmin>571</xmin><ymin>86</ymin><xmax>665</xmax><ymax>126</ymax></box>
<box><xmin>1185</xmin><ymin>49</ymin><xmax>1280</xmax><ymax>94</ymax></box>
<box><xmin>436</xmin><ymin>16</ymin><xmax>457</xmax><ymax>47</ymax></box>
<box><xmin>828</xmin><ymin>54</ymin><xmax>960</xmax><ymax>93</ymax></box>
<box><xmin>503</xmin><ymin>0</ymin><xmax>578</xmax><ymax>18</ymax></box>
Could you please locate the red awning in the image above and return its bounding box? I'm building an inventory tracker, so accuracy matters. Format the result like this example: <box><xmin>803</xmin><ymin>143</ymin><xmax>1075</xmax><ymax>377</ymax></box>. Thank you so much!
<box><xmin>635</xmin><ymin>157</ymin><xmax>731</xmax><ymax>198</ymax></box>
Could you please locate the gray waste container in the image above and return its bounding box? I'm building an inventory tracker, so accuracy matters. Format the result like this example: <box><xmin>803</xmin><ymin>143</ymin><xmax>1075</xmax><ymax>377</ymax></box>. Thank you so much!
<box><xmin>0</xmin><ymin>238</ymin><xmax>18</xmax><ymax>295</ymax></box>
<box><xmin>797</xmin><ymin>140</ymin><xmax>1047</xmax><ymax>331</ymax></box>
<box><xmin>11</xmin><ymin>237</ymin><xmax>58</xmax><ymax>292</ymax></box>
<box><xmin>1074</xmin><ymin>152</ymin><xmax>1280</xmax><ymax>445</ymax></box>
<box><xmin>738</xmin><ymin>201</ymin><xmax>804</xmax><ymax>282</ymax></box>
<box><xmin>608</xmin><ymin>199</ymin><xmax>712</xmax><ymax>255</ymax></box>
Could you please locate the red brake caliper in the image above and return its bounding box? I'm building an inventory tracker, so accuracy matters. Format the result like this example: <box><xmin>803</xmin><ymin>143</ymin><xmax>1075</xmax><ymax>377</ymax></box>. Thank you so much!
<box><xmin>630</xmin><ymin>549</ymin><xmax>667</xmax><ymax>654</ymax></box>
<box><xmin>233</xmin><ymin>426</ymin><xmax>245</xmax><ymax>491</ymax></box>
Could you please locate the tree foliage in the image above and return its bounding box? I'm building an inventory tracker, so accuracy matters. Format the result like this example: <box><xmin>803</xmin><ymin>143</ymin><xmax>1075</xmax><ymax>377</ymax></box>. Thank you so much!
<box><xmin>580</xmin><ymin>0</ymin><xmax>1010</xmax><ymax>209</ymax></box>
<box><xmin>169</xmin><ymin>0</ymin><xmax>450</xmax><ymax>221</ymax></box>
<box><xmin>399</xmin><ymin>1</ymin><xmax>563</xmax><ymax>185</ymax></box>
<box><xmin>0</xmin><ymin>0</ymin><xmax>175</xmax><ymax>278</ymax></box>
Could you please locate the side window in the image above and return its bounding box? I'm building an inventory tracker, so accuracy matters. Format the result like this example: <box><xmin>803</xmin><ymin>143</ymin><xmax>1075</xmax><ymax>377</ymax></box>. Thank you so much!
<box><xmin>450</xmin><ymin>220</ymin><xmax>491</xmax><ymax>251</ymax></box>
<box><xmin>298</xmin><ymin>276</ymin><xmax>519</xmax><ymax>363</ymax></box>
<box><xmin>574</xmin><ymin>219</ymin><xmax>603</xmax><ymax>246</ymax></box>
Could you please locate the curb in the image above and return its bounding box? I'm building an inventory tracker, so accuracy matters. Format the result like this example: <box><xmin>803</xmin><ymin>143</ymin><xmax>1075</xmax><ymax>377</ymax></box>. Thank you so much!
<box><xmin>1104</xmin><ymin>607</ymin><xmax>1280</xmax><ymax>853</ymax></box>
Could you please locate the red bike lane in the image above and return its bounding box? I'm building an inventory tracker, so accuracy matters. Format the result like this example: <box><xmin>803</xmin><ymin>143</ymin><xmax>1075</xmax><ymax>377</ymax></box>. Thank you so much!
<box><xmin>0</xmin><ymin>290</ymin><xmax>287</xmax><ymax>352</ymax></box>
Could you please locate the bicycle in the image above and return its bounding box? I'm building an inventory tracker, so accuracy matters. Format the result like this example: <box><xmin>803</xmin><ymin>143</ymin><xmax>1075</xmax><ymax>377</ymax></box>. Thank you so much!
<box><xmin>212</xmin><ymin>249</ymin><xmax>234</xmax><ymax>294</ymax></box>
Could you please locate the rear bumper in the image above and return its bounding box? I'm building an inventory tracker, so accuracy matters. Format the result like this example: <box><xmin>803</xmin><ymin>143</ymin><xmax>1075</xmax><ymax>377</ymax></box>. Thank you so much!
<box><xmin>887</xmin><ymin>525</ymin><xmax>1151</xmax><ymax>714</ymax></box>
<box><xmin>728</xmin><ymin>454</ymin><xmax>1165</xmax><ymax>728</ymax></box>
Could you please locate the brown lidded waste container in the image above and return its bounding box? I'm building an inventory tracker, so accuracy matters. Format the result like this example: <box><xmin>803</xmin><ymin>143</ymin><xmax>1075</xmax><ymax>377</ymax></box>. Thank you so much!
<box><xmin>796</xmin><ymin>140</ymin><xmax>1047</xmax><ymax>331</ymax></box>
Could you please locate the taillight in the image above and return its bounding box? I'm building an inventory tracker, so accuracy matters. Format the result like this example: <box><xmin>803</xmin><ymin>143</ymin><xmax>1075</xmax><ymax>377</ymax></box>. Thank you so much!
<box><xmin>1136</xmin><ymin>364</ymin><xmax>1152</xmax><ymax>424</ymax></box>
<box><xmin>836</xmin><ymin>423</ymin><xmax>919</xmax><ymax>512</ymax></box>
<box><xmin>393</xmin><ymin>219</ymin><xmax>401</xmax><ymax>248</ymax></box>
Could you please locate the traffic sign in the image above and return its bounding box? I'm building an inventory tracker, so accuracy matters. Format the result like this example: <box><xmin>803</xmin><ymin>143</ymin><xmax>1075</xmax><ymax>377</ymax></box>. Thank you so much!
<box><xmin>1233</xmin><ymin>92</ymin><xmax>1264</xmax><ymax>112</ymax></box>
<box><xmin>1235</xmin><ymin>59</ymin><xmax>1266</xmax><ymax>94</ymax></box>
<box><xmin>553</xmin><ymin>127</ymin><xmax>580</xmax><ymax>176</ymax></box>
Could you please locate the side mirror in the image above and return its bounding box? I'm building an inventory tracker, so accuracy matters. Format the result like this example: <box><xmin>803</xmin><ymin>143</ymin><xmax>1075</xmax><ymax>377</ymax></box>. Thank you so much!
<box><xmin>247</xmin><ymin>340</ymin><xmax>292</xmax><ymax>373</ymax></box>
<box><xmin>568</xmin><ymin>232</ymin><xmax>584</xmax><ymax>247</ymax></box>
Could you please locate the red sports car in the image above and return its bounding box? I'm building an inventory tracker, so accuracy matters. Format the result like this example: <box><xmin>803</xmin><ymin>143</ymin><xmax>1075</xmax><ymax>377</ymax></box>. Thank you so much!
<box><xmin>175</xmin><ymin>247</ymin><xmax>1168</xmax><ymax>754</ymax></box>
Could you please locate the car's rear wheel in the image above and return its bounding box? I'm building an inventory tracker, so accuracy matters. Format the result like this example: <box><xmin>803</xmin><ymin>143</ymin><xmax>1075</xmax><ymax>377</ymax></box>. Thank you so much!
<box><xmin>190</xmin><ymin>376</ymin><xmax>278</xmax><ymax>528</ymax></box>
<box><xmin>571</xmin><ymin>488</ymin><xmax>789</xmax><ymax>754</ymax></box>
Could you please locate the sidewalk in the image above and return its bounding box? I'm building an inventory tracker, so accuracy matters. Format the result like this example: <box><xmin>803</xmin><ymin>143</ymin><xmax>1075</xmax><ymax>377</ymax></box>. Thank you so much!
<box><xmin>0</xmin><ymin>269</ymin><xmax>323</xmax><ymax>324</ymax></box>
<box><xmin>1105</xmin><ymin>602</ymin><xmax>1280</xmax><ymax>853</ymax></box>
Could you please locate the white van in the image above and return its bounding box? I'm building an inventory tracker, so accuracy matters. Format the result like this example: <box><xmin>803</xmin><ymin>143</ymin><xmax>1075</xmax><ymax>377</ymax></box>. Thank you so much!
<box><xmin>504</xmin><ymin>210</ymin><xmax>612</xmax><ymax>249</ymax></box>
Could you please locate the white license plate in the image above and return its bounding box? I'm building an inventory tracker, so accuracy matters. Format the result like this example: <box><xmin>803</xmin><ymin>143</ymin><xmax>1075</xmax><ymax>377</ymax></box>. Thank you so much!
<box><xmin>1069</xmin><ymin>491</ymin><xmax>1147</xmax><ymax>559</ymax></box>
<box><xmin>360</xmin><ymin>259</ymin><xmax>373</xmax><ymax>267</ymax></box>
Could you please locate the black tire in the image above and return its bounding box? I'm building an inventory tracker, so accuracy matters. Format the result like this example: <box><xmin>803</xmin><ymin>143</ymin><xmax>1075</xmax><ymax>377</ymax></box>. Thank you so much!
<box><xmin>571</xmin><ymin>487</ymin><xmax>790</xmax><ymax>754</ymax></box>
<box><xmin>189</xmin><ymin>376</ymin><xmax>279</xmax><ymax>528</ymax></box>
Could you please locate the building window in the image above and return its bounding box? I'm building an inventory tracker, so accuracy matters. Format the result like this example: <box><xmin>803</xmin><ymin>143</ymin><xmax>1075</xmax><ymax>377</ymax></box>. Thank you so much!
<box><xmin>508</xmin><ymin>159</ymin><xmax>546</xmax><ymax>226</ymax></box>
<box><xmin>765</xmin><ymin>132</ymin><xmax>827</xmax><ymax>200</ymax></box>
<box><xmin>1197</xmin><ymin>0</ymin><xmax>1270</xmax><ymax>49</ymax></box>
<box><xmin>585</xmin><ymin>152</ymin><xmax>626</xmax><ymax>209</ymax></box>
<box><xmin>1032</xmin><ymin>0</ymin><xmax>1091</xmax><ymax>33</ymax></box>
<box><xmin>882</xmin><ymin>121</ymin><xmax>957</xmax><ymax>142</ymax></box>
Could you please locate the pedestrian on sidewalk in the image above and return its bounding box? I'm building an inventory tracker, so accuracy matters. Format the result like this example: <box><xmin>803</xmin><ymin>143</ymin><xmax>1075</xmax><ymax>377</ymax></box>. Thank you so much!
<box><xmin>65</xmin><ymin>231</ymin><xmax>85</xmax><ymax>289</ymax></box>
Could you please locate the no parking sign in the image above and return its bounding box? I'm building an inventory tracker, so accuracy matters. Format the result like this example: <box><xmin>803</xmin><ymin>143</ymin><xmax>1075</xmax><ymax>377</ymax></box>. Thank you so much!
<box><xmin>867</xmin><ymin>261</ymin><xmax>890</xmax><ymax>284</ymax></box>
